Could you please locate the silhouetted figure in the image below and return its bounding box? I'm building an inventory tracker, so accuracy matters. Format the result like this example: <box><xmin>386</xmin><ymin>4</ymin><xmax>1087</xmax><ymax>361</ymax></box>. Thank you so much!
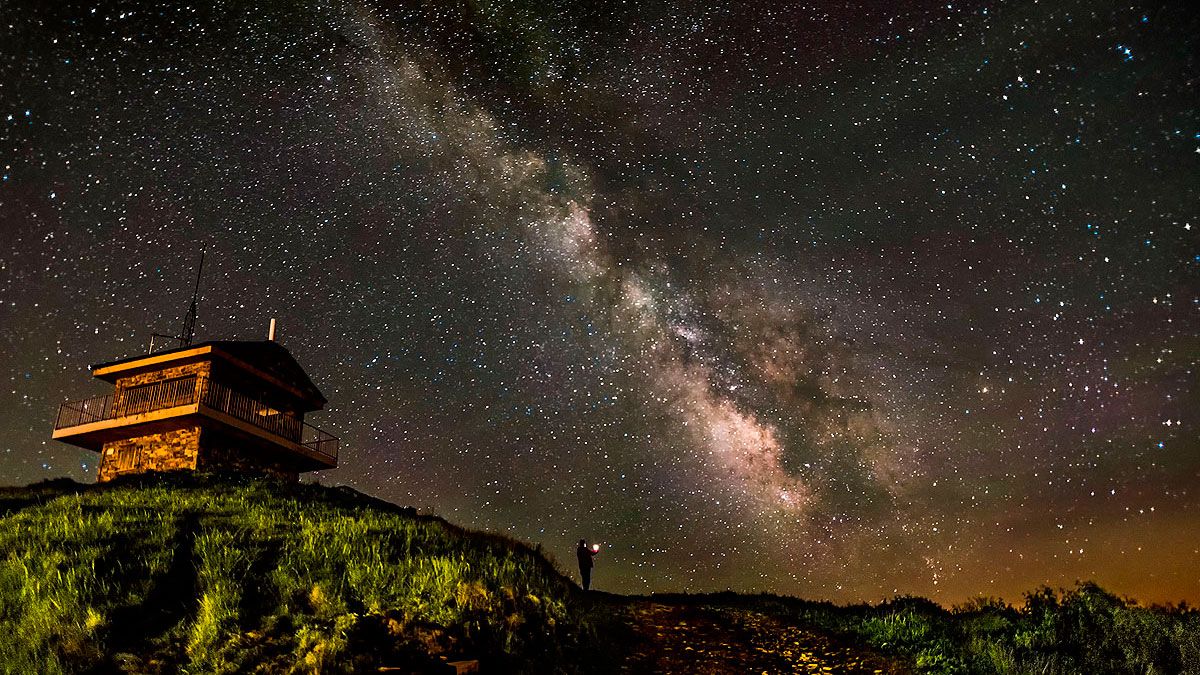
<box><xmin>576</xmin><ymin>539</ymin><xmax>598</xmax><ymax>590</ymax></box>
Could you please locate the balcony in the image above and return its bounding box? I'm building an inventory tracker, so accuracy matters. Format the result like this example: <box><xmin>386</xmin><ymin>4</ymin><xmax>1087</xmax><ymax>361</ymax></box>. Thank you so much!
<box><xmin>53</xmin><ymin>376</ymin><xmax>338</xmax><ymax>464</ymax></box>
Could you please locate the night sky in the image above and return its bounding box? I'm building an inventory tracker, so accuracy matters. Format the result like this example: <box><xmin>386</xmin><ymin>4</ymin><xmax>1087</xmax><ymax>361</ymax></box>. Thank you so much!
<box><xmin>1</xmin><ymin>0</ymin><xmax>1197</xmax><ymax>605</ymax></box>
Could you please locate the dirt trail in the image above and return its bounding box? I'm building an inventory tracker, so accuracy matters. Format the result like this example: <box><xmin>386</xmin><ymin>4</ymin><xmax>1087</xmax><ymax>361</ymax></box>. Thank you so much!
<box><xmin>618</xmin><ymin>602</ymin><xmax>910</xmax><ymax>674</ymax></box>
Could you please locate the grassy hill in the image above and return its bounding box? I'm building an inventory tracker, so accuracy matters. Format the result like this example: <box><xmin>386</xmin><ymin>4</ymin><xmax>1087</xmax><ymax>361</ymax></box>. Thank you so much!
<box><xmin>2</xmin><ymin>476</ymin><xmax>1197</xmax><ymax>674</ymax></box>
<box><xmin>0</xmin><ymin>475</ymin><xmax>615</xmax><ymax>674</ymax></box>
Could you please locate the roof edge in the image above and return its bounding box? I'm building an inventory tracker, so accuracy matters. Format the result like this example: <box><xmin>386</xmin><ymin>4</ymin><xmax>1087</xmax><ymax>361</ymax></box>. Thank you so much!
<box><xmin>90</xmin><ymin>340</ymin><xmax>327</xmax><ymax>406</ymax></box>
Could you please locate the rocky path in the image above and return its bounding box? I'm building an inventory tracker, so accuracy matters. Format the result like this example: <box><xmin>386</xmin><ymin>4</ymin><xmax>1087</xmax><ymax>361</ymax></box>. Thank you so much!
<box><xmin>618</xmin><ymin>602</ymin><xmax>910</xmax><ymax>674</ymax></box>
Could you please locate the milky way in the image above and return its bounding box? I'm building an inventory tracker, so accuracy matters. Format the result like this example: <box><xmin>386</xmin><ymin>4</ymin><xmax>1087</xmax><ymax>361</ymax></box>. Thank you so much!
<box><xmin>1</xmin><ymin>0</ymin><xmax>1196</xmax><ymax>604</ymax></box>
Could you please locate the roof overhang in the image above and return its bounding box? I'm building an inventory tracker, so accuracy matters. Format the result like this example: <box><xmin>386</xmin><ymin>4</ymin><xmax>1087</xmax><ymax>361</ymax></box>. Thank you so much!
<box><xmin>91</xmin><ymin>341</ymin><xmax>327</xmax><ymax>410</ymax></box>
<box><xmin>93</xmin><ymin>345</ymin><xmax>214</xmax><ymax>381</ymax></box>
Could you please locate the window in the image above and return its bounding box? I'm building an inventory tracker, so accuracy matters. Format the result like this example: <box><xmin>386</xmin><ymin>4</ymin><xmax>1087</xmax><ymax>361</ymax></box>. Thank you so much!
<box><xmin>111</xmin><ymin>444</ymin><xmax>142</xmax><ymax>473</ymax></box>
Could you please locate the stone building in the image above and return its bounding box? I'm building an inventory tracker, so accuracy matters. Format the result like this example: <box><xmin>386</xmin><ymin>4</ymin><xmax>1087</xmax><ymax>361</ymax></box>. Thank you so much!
<box><xmin>52</xmin><ymin>340</ymin><xmax>338</xmax><ymax>482</ymax></box>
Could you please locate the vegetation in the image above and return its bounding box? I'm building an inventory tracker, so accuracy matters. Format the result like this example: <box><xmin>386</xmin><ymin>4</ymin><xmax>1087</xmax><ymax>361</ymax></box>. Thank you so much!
<box><xmin>1</xmin><ymin>476</ymin><xmax>1195</xmax><ymax>674</ymax></box>
<box><xmin>0</xmin><ymin>475</ymin><xmax>614</xmax><ymax>674</ymax></box>
<box><xmin>650</xmin><ymin>588</ymin><xmax>1200</xmax><ymax>674</ymax></box>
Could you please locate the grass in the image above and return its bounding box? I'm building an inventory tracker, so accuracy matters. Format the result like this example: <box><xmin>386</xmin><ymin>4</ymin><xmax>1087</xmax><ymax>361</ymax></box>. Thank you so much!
<box><xmin>0</xmin><ymin>474</ymin><xmax>611</xmax><ymax>674</ymax></box>
<box><xmin>2</xmin><ymin>475</ymin><xmax>1196</xmax><ymax>674</ymax></box>
<box><xmin>648</xmin><ymin>587</ymin><xmax>1200</xmax><ymax>674</ymax></box>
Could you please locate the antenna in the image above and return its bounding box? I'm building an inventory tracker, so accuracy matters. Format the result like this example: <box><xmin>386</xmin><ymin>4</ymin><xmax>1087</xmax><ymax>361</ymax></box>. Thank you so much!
<box><xmin>179</xmin><ymin>251</ymin><xmax>205</xmax><ymax>347</ymax></box>
<box><xmin>146</xmin><ymin>252</ymin><xmax>206</xmax><ymax>353</ymax></box>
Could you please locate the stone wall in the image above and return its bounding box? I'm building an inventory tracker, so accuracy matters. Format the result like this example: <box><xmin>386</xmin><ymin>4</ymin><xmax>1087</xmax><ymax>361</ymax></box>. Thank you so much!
<box><xmin>116</xmin><ymin>362</ymin><xmax>210</xmax><ymax>393</ymax></box>
<box><xmin>95</xmin><ymin>424</ymin><xmax>303</xmax><ymax>482</ymax></box>
<box><xmin>98</xmin><ymin>425</ymin><xmax>201</xmax><ymax>482</ymax></box>
<box><xmin>198</xmin><ymin>436</ymin><xmax>300</xmax><ymax>482</ymax></box>
<box><xmin>92</xmin><ymin>358</ymin><xmax>311</xmax><ymax>483</ymax></box>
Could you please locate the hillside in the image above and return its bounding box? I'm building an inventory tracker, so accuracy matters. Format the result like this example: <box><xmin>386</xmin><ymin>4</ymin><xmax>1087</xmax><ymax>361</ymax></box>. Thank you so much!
<box><xmin>0</xmin><ymin>475</ymin><xmax>613</xmax><ymax>674</ymax></box>
<box><xmin>2</xmin><ymin>477</ymin><xmax>1197</xmax><ymax>674</ymax></box>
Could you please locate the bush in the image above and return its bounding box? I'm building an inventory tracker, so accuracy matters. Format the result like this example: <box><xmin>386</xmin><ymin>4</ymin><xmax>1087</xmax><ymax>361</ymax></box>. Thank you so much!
<box><xmin>724</xmin><ymin>584</ymin><xmax>1197</xmax><ymax>675</ymax></box>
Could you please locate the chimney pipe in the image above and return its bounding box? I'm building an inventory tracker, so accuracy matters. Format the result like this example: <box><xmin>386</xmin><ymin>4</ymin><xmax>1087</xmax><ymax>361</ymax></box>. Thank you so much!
<box><xmin>268</xmin><ymin>318</ymin><xmax>276</xmax><ymax>341</ymax></box>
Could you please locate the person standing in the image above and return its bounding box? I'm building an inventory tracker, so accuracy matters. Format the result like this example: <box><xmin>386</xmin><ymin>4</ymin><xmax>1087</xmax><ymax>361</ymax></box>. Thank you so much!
<box><xmin>576</xmin><ymin>539</ymin><xmax>598</xmax><ymax>590</ymax></box>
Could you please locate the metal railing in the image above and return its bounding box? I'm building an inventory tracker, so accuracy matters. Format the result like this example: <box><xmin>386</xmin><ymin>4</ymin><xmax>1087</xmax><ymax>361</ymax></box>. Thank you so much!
<box><xmin>301</xmin><ymin>425</ymin><xmax>339</xmax><ymax>460</ymax></box>
<box><xmin>200</xmin><ymin>380</ymin><xmax>303</xmax><ymax>443</ymax></box>
<box><xmin>124</xmin><ymin>375</ymin><xmax>199</xmax><ymax>416</ymax></box>
<box><xmin>54</xmin><ymin>376</ymin><xmax>338</xmax><ymax>462</ymax></box>
<box><xmin>54</xmin><ymin>394</ymin><xmax>118</xmax><ymax>429</ymax></box>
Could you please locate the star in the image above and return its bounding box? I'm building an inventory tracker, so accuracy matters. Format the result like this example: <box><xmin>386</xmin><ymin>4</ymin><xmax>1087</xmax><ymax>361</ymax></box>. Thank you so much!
<box><xmin>0</xmin><ymin>0</ymin><xmax>1195</xmax><ymax>607</ymax></box>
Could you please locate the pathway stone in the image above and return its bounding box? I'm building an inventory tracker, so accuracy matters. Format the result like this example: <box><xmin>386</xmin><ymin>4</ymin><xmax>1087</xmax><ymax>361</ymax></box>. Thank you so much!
<box><xmin>618</xmin><ymin>602</ymin><xmax>909</xmax><ymax>674</ymax></box>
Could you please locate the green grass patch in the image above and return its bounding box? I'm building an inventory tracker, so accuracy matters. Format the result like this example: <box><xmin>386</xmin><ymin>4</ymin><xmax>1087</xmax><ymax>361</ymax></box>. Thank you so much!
<box><xmin>0</xmin><ymin>474</ymin><xmax>609</xmax><ymax>673</ymax></box>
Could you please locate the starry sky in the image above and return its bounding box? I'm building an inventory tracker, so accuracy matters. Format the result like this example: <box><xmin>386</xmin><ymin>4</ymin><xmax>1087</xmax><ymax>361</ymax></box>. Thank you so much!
<box><xmin>1</xmin><ymin>0</ymin><xmax>1197</xmax><ymax>605</ymax></box>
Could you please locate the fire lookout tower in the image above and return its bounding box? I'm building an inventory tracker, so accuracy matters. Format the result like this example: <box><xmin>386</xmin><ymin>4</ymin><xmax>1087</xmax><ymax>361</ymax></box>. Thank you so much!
<box><xmin>51</xmin><ymin>338</ymin><xmax>338</xmax><ymax>482</ymax></box>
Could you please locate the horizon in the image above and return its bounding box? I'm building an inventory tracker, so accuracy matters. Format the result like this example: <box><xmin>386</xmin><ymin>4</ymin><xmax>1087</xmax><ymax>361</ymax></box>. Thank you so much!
<box><xmin>1</xmin><ymin>0</ymin><xmax>1196</xmax><ymax>607</ymax></box>
<box><xmin>3</xmin><ymin>474</ymin><xmax>1191</xmax><ymax>612</ymax></box>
